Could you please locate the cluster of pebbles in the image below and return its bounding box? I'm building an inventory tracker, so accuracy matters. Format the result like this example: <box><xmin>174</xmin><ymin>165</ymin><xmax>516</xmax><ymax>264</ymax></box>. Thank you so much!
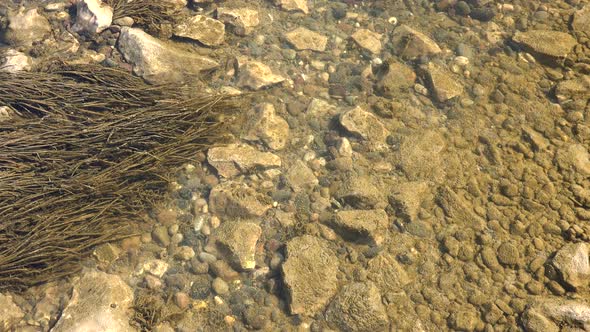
<box><xmin>2</xmin><ymin>0</ymin><xmax>590</xmax><ymax>331</ymax></box>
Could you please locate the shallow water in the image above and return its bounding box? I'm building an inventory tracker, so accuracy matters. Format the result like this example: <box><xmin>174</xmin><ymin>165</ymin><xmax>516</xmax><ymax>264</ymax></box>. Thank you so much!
<box><xmin>1</xmin><ymin>0</ymin><xmax>590</xmax><ymax>331</ymax></box>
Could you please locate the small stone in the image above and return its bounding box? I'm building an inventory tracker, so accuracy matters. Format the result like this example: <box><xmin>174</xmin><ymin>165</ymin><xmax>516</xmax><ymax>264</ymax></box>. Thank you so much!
<box><xmin>145</xmin><ymin>275</ymin><xmax>163</xmax><ymax>289</ymax></box>
<box><xmin>207</xmin><ymin>144</ymin><xmax>281</xmax><ymax>178</ymax></box>
<box><xmin>351</xmin><ymin>29</ymin><xmax>382</xmax><ymax>54</ymax></box>
<box><xmin>286</xmin><ymin>160</ymin><xmax>318</xmax><ymax>191</ymax></box>
<box><xmin>513</xmin><ymin>30</ymin><xmax>576</xmax><ymax>60</ymax></box>
<box><xmin>142</xmin><ymin>259</ymin><xmax>169</xmax><ymax>278</ymax></box>
<box><xmin>284</xmin><ymin>27</ymin><xmax>328</xmax><ymax>52</ymax></box>
<box><xmin>93</xmin><ymin>243</ymin><xmax>121</xmax><ymax>264</ymax></box>
<box><xmin>212</xmin><ymin>277</ymin><xmax>229</xmax><ymax>295</ymax></box>
<box><xmin>274</xmin><ymin>0</ymin><xmax>309</xmax><ymax>14</ymax></box>
<box><xmin>72</xmin><ymin>0</ymin><xmax>113</xmax><ymax>34</ymax></box>
<box><xmin>282</xmin><ymin>235</ymin><xmax>339</xmax><ymax>316</ymax></box>
<box><xmin>237</xmin><ymin>60</ymin><xmax>285</xmax><ymax>90</ymax></box>
<box><xmin>209</xmin><ymin>181</ymin><xmax>272</xmax><ymax>218</ymax></box>
<box><xmin>152</xmin><ymin>225</ymin><xmax>171</xmax><ymax>247</ymax></box>
<box><xmin>555</xmin><ymin>144</ymin><xmax>590</xmax><ymax>176</ymax></box>
<box><xmin>210</xmin><ymin>260</ymin><xmax>240</xmax><ymax>281</ymax></box>
<box><xmin>420</xmin><ymin>62</ymin><xmax>463</xmax><ymax>102</ymax></box>
<box><xmin>307</xmin><ymin>98</ymin><xmax>339</xmax><ymax>117</ymax></box>
<box><xmin>113</xmin><ymin>16</ymin><xmax>134</xmax><ymax>27</ymax></box>
<box><xmin>52</xmin><ymin>270</ymin><xmax>134</xmax><ymax>332</ymax></box>
<box><xmin>175</xmin><ymin>246</ymin><xmax>196</xmax><ymax>261</ymax></box>
<box><xmin>366</xmin><ymin>252</ymin><xmax>410</xmax><ymax>292</ymax></box>
<box><xmin>242</xmin><ymin>103</ymin><xmax>290</xmax><ymax>150</ymax></box>
<box><xmin>391</xmin><ymin>25</ymin><xmax>441</xmax><ymax>60</ymax></box>
<box><xmin>496</xmin><ymin>242</ymin><xmax>520</xmax><ymax>266</ymax></box>
<box><xmin>335</xmin><ymin>174</ymin><xmax>385</xmax><ymax>209</ymax></box>
<box><xmin>388</xmin><ymin>181</ymin><xmax>430</xmax><ymax>223</ymax></box>
<box><xmin>450</xmin><ymin>310</ymin><xmax>479</xmax><ymax>331</ymax></box>
<box><xmin>0</xmin><ymin>49</ymin><xmax>33</xmax><ymax>72</ymax></box>
<box><xmin>555</xmin><ymin>76</ymin><xmax>590</xmax><ymax>107</ymax></box>
<box><xmin>1</xmin><ymin>7</ymin><xmax>52</xmax><ymax>46</ymax></box>
<box><xmin>339</xmin><ymin>106</ymin><xmax>390</xmax><ymax>149</ymax></box>
<box><xmin>552</xmin><ymin>243</ymin><xmax>590</xmax><ymax>290</ymax></box>
<box><xmin>174</xmin><ymin>15</ymin><xmax>225</xmax><ymax>46</ymax></box>
<box><xmin>573</xmin><ymin>6</ymin><xmax>590</xmax><ymax>38</ymax></box>
<box><xmin>522</xmin><ymin>126</ymin><xmax>550</xmax><ymax>151</ymax></box>
<box><xmin>199</xmin><ymin>252</ymin><xmax>217</xmax><ymax>264</ymax></box>
<box><xmin>117</xmin><ymin>27</ymin><xmax>219</xmax><ymax>83</ymax></box>
<box><xmin>212</xmin><ymin>221</ymin><xmax>261</xmax><ymax>270</ymax></box>
<box><xmin>217</xmin><ymin>8</ymin><xmax>259</xmax><ymax>36</ymax></box>
<box><xmin>376</xmin><ymin>60</ymin><xmax>416</xmax><ymax>97</ymax></box>
<box><xmin>330</xmin><ymin>209</ymin><xmax>389</xmax><ymax>245</ymax></box>
<box><xmin>326</xmin><ymin>282</ymin><xmax>388</xmax><ymax>331</ymax></box>
<box><xmin>175</xmin><ymin>292</ymin><xmax>190</xmax><ymax>310</ymax></box>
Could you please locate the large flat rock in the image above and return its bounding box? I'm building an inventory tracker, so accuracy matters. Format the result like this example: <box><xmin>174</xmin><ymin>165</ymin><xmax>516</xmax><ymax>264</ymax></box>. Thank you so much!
<box><xmin>118</xmin><ymin>27</ymin><xmax>219</xmax><ymax>83</ymax></box>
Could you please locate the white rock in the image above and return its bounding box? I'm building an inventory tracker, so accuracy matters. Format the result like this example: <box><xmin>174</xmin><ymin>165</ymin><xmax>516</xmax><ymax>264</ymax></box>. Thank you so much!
<box><xmin>523</xmin><ymin>298</ymin><xmax>590</xmax><ymax>332</ymax></box>
<box><xmin>72</xmin><ymin>0</ymin><xmax>113</xmax><ymax>34</ymax></box>
<box><xmin>274</xmin><ymin>0</ymin><xmax>309</xmax><ymax>14</ymax></box>
<box><xmin>208</xmin><ymin>143</ymin><xmax>281</xmax><ymax>177</ymax></box>
<box><xmin>141</xmin><ymin>259</ymin><xmax>169</xmax><ymax>278</ymax></box>
<box><xmin>242</xmin><ymin>103</ymin><xmax>290</xmax><ymax>150</ymax></box>
<box><xmin>1</xmin><ymin>7</ymin><xmax>52</xmax><ymax>46</ymax></box>
<box><xmin>0</xmin><ymin>49</ymin><xmax>33</xmax><ymax>72</ymax></box>
<box><xmin>174</xmin><ymin>15</ymin><xmax>225</xmax><ymax>46</ymax></box>
<box><xmin>117</xmin><ymin>27</ymin><xmax>219</xmax><ymax>83</ymax></box>
<box><xmin>52</xmin><ymin>270</ymin><xmax>134</xmax><ymax>332</ymax></box>
<box><xmin>553</xmin><ymin>243</ymin><xmax>590</xmax><ymax>289</ymax></box>
<box><xmin>217</xmin><ymin>8</ymin><xmax>259</xmax><ymax>36</ymax></box>
<box><xmin>237</xmin><ymin>60</ymin><xmax>285</xmax><ymax>90</ymax></box>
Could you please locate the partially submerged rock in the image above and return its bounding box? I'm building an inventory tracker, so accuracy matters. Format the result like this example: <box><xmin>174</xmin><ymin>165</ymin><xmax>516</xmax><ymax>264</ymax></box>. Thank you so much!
<box><xmin>52</xmin><ymin>270</ymin><xmax>134</xmax><ymax>332</ymax></box>
<box><xmin>174</xmin><ymin>15</ymin><xmax>225</xmax><ymax>47</ymax></box>
<box><xmin>207</xmin><ymin>144</ymin><xmax>281</xmax><ymax>177</ymax></box>
<box><xmin>326</xmin><ymin>282</ymin><xmax>389</xmax><ymax>332</ymax></box>
<box><xmin>212</xmin><ymin>221</ymin><xmax>262</xmax><ymax>271</ymax></box>
<box><xmin>285</xmin><ymin>27</ymin><xmax>328</xmax><ymax>52</ymax></box>
<box><xmin>72</xmin><ymin>0</ymin><xmax>113</xmax><ymax>34</ymax></box>
<box><xmin>281</xmin><ymin>235</ymin><xmax>339</xmax><ymax>316</ymax></box>
<box><xmin>117</xmin><ymin>27</ymin><xmax>219</xmax><ymax>83</ymax></box>
<box><xmin>1</xmin><ymin>7</ymin><xmax>52</xmax><ymax>47</ymax></box>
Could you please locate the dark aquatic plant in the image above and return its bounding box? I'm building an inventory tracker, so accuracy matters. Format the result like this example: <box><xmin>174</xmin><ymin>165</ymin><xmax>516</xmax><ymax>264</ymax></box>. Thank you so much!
<box><xmin>0</xmin><ymin>64</ymin><xmax>238</xmax><ymax>290</ymax></box>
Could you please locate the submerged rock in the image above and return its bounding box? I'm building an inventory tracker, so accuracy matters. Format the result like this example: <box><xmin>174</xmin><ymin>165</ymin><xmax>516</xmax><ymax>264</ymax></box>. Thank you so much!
<box><xmin>0</xmin><ymin>49</ymin><xmax>33</xmax><ymax>72</ymax></box>
<box><xmin>207</xmin><ymin>144</ymin><xmax>281</xmax><ymax>178</ymax></box>
<box><xmin>209</xmin><ymin>181</ymin><xmax>272</xmax><ymax>218</ymax></box>
<box><xmin>522</xmin><ymin>298</ymin><xmax>590</xmax><ymax>332</ymax></box>
<box><xmin>274</xmin><ymin>0</ymin><xmax>309</xmax><ymax>14</ymax></box>
<box><xmin>117</xmin><ymin>27</ymin><xmax>219</xmax><ymax>83</ymax></box>
<box><xmin>376</xmin><ymin>60</ymin><xmax>416</xmax><ymax>98</ymax></box>
<box><xmin>573</xmin><ymin>6</ymin><xmax>590</xmax><ymax>38</ymax></box>
<box><xmin>339</xmin><ymin>106</ymin><xmax>389</xmax><ymax>149</ymax></box>
<box><xmin>326</xmin><ymin>282</ymin><xmax>389</xmax><ymax>332</ymax></box>
<box><xmin>420</xmin><ymin>62</ymin><xmax>463</xmax><ymax>102</ymax></box>
<box><xmin>330</xmin><ymin>209</ymin><xmax>389</xmax><ymax>245</ymax></box>
<box><xmin>351</xmin><ymin>29</ymin><xmax>382</xmax><ymax>54</ymax></box>
<box><xmin>391</xmin><ymin>25</ymin><xmax>441</xmax><ymax>60</ymax></box>
<box><xmin>72</xmin><ymin>0</ymin><xmax>113</xmax><ymax>34</ymax></box>
<box><xmin>286</xmin><ymin>160</ymin><xmax>318</xmax><ymax>191</ymax></box>
<box><xmin>212</xmin><ymin>221</ymin><xmax>261</xmax><ymax>271</ymax></box>
<box><xmin>513</xmin><ymin>30</ymin><xmax>576</xmax><ymax>60</ymax></box>
<box><xmin>173</xmin><ymin>15</ymin><xmax>225</xmax><ymax>46</ymax></box>
<box><xmin>217</xmin><ymin>8</ymin><xmax>259</xmax><ymax>36</ymax></box>
<box><xmin>52</xmin><ymin>270</ymin><xmax>134</xmax><ymax>332</ymax></box>
<box><xmin>0</xmin><ymin>294</ymin><xmax>24</xmax><ymax>331</ymax></box>
<box><xmin>1</xmin><ymin>7</ymin><xmax>51</xmax><ymax>47</ymax></box>
<box><xmin>285</xmin><ymin>27</ymin><xmax>328</xmax><ymax>52</ymax></box>
<box><xmin>242</xmin><ymin>103</ymin><xmax>290</xmax><ymax>150</ymax></box>
<box><xmin>282</xmin><ymin>235</ymin><xmax>339</xmax><ymax>316</ymax></box>
<box><xmin>237</xmin><ymin>60</ymin><xmax>285</xmax><ymax>90</ymax></box>
<box><xmin>552</xmin><ymin>243</ymin><xmax>590</xmax><ymax>290</ymax></box>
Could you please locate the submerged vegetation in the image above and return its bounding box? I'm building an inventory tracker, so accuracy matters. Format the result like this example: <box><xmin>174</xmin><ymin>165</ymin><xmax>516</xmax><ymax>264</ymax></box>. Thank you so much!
<box><xmin>0</xmin><ymin>63</ymin><xmax>238</xmax><ymax>291</ymax></box>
